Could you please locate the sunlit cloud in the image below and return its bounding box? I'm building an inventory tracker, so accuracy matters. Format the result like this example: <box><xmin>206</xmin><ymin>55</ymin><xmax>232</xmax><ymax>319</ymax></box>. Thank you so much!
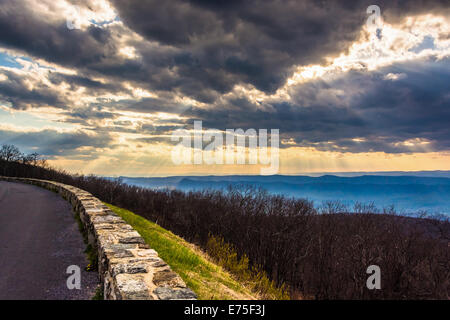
<box><xmin>0</xmin><ymin>1</ymin><xmax>449</xmax><ymax>175</ymax></box>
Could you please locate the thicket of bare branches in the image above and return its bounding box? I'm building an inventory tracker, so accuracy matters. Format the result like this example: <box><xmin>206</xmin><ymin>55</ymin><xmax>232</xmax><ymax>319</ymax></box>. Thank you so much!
<box><xmin>1</xmin><ymin>145</ymin><xmax>448</xmax><ymax>299</ymax></box>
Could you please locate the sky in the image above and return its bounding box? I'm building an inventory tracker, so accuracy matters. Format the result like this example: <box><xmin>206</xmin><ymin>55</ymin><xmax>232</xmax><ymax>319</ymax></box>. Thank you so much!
<box><xmin>0</xmin><ymin>0</ymin><xmax>449</xmax><ymax>176</ymax></box>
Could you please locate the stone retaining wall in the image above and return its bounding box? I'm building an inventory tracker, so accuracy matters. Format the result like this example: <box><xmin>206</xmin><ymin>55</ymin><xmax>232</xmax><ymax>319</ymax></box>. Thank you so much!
<box><xmin>0</xmin><ymin>177</ymin><xmax>197</xmax><ymax>300</ymax></box>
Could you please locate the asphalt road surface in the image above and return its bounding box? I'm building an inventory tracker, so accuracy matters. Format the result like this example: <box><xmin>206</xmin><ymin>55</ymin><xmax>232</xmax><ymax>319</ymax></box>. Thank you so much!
<box><xmin>0</xmin><ymin>181</ymin><xmax>99</xmax><ymax>300</ymax></box>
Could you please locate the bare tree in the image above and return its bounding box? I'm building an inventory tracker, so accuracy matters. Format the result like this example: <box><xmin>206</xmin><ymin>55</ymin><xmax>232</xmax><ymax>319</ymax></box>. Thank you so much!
<box><xmin>318</xmin><ymin>200</ymin><xmax>348</xmax><ymax>214</ymax></box>
<box><xmin>0</xmin><ymin>144</ymin><xmax>22</xmax><ymax>162</ymax></box>
<box><xmin>21</xmin><ymin>152</ymin><xmax>41</xmax><ymax>165</ymax></box>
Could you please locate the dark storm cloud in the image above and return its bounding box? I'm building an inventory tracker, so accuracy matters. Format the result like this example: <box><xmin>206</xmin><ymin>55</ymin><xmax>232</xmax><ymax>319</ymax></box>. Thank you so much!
<box><xmin>0</xmin><ymin>1</ymin><xmax>165</xmax><ymax>94</ymax></box>
<box><xmin>0</xmin><ymin>70</ymin><xmax>66</xmax><ymax>110</ymax></box>
<box><xmin>0</xmin><ymin>129</ymin><xmax>113</xmax><ymax>156</ymax></box>
<box><xmin>0</xmin><ymin>68</ymin><xmax>125</xmax><ymax>111</ymax></box>
<box><xmin>0</xmin><ymin>1</ymin><xmax>118</xmax><ymax>68</ymax></box>
<box><xmin>0</xmin><ymin>0</ymin><xmax>216</xmax><ymax>103</ymax></box>
<box><xmin>111</xmin><ymin>0</ymin><xmax>364</xmax><ymax>93</ymax></box>
<box><xmin>61</xmin><ymin>106</ymin><xmax>118</xmax><ymax>126</ymax></box>
<box><xmin>181</xmin><ymin>56</ymin><xmax>450</xmax><ymax>153</ymax></box>
<box><xmin>2</xmin><ymin>0</ymin><xmax>448</xmax><ymax>103</ymax></box>
<box><xmin>0</xmin><ymin>67</ymin><xmax>131</xmax><ymax>111</ymax></box>
<box><xmin>48</xmin><ymin>73</ymin><xmax>125</xmax><ymax>93</ymax></box>
<box><xmin>0</xmin><ymin>0</ymin><xmax>449</xmax><ymax>156</ymax></box>
<box><xmin>110</xmin><ymin>0</ymin><xmax>450</xmax><ymax>94</ymax></box>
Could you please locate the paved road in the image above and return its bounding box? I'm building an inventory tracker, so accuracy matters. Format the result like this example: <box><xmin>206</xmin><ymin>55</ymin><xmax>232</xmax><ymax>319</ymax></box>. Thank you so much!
<box><xmin>0</xmin><ymin>181</ymin><xmax>98</xmax><ymax>300</ymax></box>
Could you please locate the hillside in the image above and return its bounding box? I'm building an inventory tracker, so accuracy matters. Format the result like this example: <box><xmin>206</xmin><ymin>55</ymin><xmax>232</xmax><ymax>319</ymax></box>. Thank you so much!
<box><xmin>106</xmin><ymin>204</ymin><xmax>258</xmax><ymax>300</ymax></box>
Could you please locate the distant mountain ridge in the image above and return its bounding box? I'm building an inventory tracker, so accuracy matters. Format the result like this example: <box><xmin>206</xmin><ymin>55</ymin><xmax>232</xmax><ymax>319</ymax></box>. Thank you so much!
<box><xmin>112</xmin><ymin>172</ymin><xmax>450</xmax><ymax>214</ymax></box>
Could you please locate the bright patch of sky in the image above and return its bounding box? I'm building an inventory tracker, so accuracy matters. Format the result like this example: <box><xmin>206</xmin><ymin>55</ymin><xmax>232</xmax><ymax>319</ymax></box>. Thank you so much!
<box><xmin>0</xmin><ymin>51</ymin><xmax>57</xmax><ymax>72</ymax></box>
<box><xmin>410</xmin><ymin>35</ymin><xmax>436</xmax><ymax>53</ymax></box>
<box><xmin>0</xmin><ymin>106</ymin><xmax>75</xmax><ymax>131</ymax></box>
<box><xmin>89</xmin><ymin>15</ymin><xmax>120</xmax><ymax>27</ymax></box>
<box><xmin>0</xmin><ymin>52</ymin><xmax>27</xmax><ymax>69</ymax></box>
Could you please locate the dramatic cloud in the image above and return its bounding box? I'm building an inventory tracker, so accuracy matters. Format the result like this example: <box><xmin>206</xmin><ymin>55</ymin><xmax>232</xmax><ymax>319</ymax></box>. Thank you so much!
<box><xmin>111</xmin><ymin>0</ymin><xmax>450</xmax><ymax>93</ymax></box>
<box><xmin>0</xmin><ymin>0</ymin><xmax>449</xmax><ymax>174</ymax></box>
<box><xmin>0</xmin><ymin>69</ymin><xmax>66</xmax><ymax>110</ymax></box>
<box><xmin>180</xmin><ymin>56</ymin><xmax>450</xmax><ymax>153</ymax></box>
